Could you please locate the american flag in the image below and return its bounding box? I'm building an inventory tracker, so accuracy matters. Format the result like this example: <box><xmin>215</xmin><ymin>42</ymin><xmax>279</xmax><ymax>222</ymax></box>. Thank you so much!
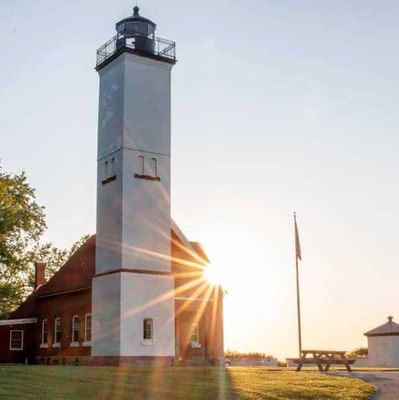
<box><xmin>294</xmin><ymin>213</ymin><xmax>302</xmax><ymax>261</ymax></box>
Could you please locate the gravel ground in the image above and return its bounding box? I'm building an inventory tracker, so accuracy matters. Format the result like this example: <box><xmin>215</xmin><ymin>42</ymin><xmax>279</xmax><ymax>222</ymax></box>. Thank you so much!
<box><xmin>332</xmin><ymin>372</ymin><xmax>399</xmax><ymax>399</ymax></box>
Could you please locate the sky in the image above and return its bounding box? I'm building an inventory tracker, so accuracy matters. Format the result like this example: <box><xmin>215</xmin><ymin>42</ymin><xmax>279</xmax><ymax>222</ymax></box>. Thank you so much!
<box><xmin>1</xmin><ymin>0</ymin><xmax>399</xmax><ymax>360</ymax></box>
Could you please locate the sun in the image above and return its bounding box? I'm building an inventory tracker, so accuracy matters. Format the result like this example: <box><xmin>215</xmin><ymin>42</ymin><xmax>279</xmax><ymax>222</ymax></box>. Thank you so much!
<box><xmin>204</xmin><ymin>265</ymin><xmax>223</xmax><ymax>286</ymax></box>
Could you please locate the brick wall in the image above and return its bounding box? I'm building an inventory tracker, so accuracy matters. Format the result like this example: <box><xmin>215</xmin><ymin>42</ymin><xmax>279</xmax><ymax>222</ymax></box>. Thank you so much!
<box><xmin>35</xmin><ymin>290</ymin><xmax>92</xmax><ymax>361</ymax></box>
<box><xmin>0</xmin><ymin>324</ymin><xmax>36</xmax><ymax>364</ymax></box>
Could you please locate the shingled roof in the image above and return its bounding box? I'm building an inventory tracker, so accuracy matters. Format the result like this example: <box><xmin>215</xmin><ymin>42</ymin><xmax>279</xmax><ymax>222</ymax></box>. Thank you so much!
<box><xmin>33</xmin><ymin>222</ymin><xmax>209</xmax><ymax>299</ymax></box>
<box><xmin>35</xmin><ymin>235</ymin><xmax>96</xmax><ymax>298</ymax></box>
<box><xmin>9</xmin><ymin>224</ymin><xmax>209</xmax><ymax>319</ymax></box>
<box><xmin>364</xmin><ymin>316</ymin><xmax>399</xmax><ymax>337</ymax></box>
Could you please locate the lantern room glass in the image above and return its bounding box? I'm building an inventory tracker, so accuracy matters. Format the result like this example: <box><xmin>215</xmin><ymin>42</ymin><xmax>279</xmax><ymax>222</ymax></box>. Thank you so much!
<box><xmin>117</xmin><ymin>21</ymin><xmax>155</xmax><ymax>39</ymax></box>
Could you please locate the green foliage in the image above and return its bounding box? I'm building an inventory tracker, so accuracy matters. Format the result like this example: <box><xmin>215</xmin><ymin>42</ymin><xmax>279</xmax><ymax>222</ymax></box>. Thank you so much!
<box><xmin>0</xmin><ymin>164</ymin><xmax>90</xmax><ymax>318</ymax></box>
<box><xmin>27</xmin><ymin>234</ymin><xmax>90</xmax><ymax>288</ymax></box>
<box><xmin>277</xmin><ymin>360</ymin><xmax>287</xmax><ymax>367</ymax></box>
<box><xmin>347</xmin><ymin>347</ymin><xmax>368</xmax><ymax>357</ymax></box>
<box><xmin>0</xmin><ymin>166</ymin><xmax>46</xmax><ymax>317</ymax></box>
<box><xmin>0</xmin><ymin>280</ymin><xmax>26</xmax><ymax>319</ymax></box>
<box><xmin>225</xmin><ymin>350</ymin><xmax>274</xmax><ymax>359</ymax></box>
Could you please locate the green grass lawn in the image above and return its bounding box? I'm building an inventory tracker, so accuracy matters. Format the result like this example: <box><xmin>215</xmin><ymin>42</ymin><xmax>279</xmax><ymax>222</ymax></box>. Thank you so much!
<box><xmin>0</xmin><ymin>366</ymin><xmax>376</xmax><ymax>400</ymax></box>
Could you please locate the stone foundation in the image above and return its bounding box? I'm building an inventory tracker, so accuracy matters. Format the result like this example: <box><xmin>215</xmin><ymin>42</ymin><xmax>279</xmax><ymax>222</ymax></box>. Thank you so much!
<box><xmin>36</xmin><ymin>355</ymin><xmax>225</xmax><ymax>367</ymax></box>
<box><xmin>176</xmin><ymin>357</ymin><xmax>225</xmax><ymax>367</ymax></box>
<box><xmin>37</xmin><ymin>356</ymin><xmax>92</xmax><ymax>366</ymax></box>
<box><xmin>90</xmin><ymin>356</ymin><xmax>175</xmax><ymax>367</ymax></box>
<box><xmin>37</xmin><ymin>356</ymin><xmax>175</xmax><ymax>367</ymax></box>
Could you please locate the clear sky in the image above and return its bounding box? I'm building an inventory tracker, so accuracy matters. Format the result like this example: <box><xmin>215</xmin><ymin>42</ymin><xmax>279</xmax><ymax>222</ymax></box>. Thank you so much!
<box><xmin>1</xmin><ymin>0</ymin><xmax>399</xmax><ymax>359</ymax></box>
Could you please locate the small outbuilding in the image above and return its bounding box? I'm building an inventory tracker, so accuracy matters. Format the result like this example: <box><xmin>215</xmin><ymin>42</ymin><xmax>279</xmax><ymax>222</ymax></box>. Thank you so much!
<box><xmin>364</xmin><ymin>316</ymin><xmax>399</xmax><ymax>367</ymax></box>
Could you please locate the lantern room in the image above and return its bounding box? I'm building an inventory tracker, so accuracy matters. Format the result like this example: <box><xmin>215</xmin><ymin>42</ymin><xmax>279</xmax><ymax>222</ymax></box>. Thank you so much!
<box><xmin>116</xmin><ymin>6</ymin><xmax>157</xmax><ymax>54</ymax></box>
<box><xmin>96</xmin><ymin>6</ymin><xmax>176</xmax><ymax>69</ymax></box>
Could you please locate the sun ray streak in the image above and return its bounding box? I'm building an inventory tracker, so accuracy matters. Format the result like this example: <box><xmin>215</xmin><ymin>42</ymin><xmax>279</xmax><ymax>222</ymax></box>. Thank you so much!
<box><xmin>122</xmin><ymin>276</ymin><xmax>207</xmax><ymax>320</ymax></box>
<box><xmin>210</xmin><ymin>285</ymin><xmax>220</xmax><ymax>356</ymax></box>
<box><xmin>175</xmin><ymin>282</ymin><xmax>212</xmax><ymax>319</ymax></box>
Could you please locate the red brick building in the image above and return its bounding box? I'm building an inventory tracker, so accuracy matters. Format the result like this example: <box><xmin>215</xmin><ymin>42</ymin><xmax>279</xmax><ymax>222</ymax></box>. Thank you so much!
<box><xmin>0</xmin><ymin>227</ymin><xmax>224</xmax><ymax>365</ymax></box>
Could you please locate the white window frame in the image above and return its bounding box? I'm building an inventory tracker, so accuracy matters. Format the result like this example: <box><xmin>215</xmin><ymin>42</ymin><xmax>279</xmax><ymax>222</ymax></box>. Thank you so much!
<box><xmin>141</xmin><ymin>318</ymin><xmax>154</xmax><ymax>346</ymax></box>
<box><xmin>40</xmin><ymin>319</ymin><xmax>48</xmax><ymax>348</ymax></box>
<box><xmin>191</xmin><ymin>323</ymin><xmax>201</xmax><ymax>348</ymax></box>
<box><xmin>53</xmin><ymin>317</ymin><xmax>61</xmax><ymax>348</ymax></box>
<box><xmin>9</xmin><ymin>330</ymin><xmax>24</xmax><ymax>351</ymax></box>
<box><xmin>83</xmin><ymin>313</ymin><xmax>91</xmax><ymax>347</ymax></box>
<box><xmin>70</xmin><ymin>315</ymin><xmax>80</xmax><ymax>347</ymax></box>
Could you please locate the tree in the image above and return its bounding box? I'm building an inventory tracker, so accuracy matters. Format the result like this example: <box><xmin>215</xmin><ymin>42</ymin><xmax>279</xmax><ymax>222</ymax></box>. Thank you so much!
<box><xmin>224</xmin><ymin>350</ymin><xmax>274</xmax><ymax>359</ymax></box>
<box><xmin>28</xmin><ymin>234</ymin><xmax>90</xmax><ymax>288</ymax></box>
<box><xmin>0</xmin><ymin>166</ymin><xmax>46</xmax><ymax>317</ymax></box>
<box><xmin>347</xmin><ymin>347</ymin><xmax>368</xmax><ymax>357</ymax></box>
<box><xmin>0</xmin><ymin>165</ymin><xmax>90</xmax><ymax>317</ymax></box>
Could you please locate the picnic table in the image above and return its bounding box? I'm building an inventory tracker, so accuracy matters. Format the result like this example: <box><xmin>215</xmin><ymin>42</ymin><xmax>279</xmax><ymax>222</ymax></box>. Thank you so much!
<box><xmin>293</xmin><ymin>349</ymin><xmax>355</xmax><ymax>372</ymax></box>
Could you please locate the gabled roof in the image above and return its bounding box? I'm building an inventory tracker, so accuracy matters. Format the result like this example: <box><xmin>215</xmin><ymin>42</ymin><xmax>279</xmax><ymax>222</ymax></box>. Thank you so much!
<box><xmin>364</xmin><ymin>316</ymin><xmax>399</xmax><ymax>337</ymax></box>
<box><xmin>35</xmin><ymin>235</ymin><xmax>96</xmax><ymax>298</ymax></box>
<box><xmin>189</xmin><ymin>242</ymin><xmax>210</xmax><ymax>264</ymax></box>
<box><xmin>28</xmin><ymin>223</ymin><xmax>208</xmax><ymax>299</ymax></box>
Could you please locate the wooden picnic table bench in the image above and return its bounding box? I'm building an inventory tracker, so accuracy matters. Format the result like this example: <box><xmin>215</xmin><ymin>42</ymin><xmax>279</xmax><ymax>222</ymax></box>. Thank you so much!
<box><xmin>293</xmin><ymin>349</ymin><xmax>355</xmax><ymax>372</ymax></box>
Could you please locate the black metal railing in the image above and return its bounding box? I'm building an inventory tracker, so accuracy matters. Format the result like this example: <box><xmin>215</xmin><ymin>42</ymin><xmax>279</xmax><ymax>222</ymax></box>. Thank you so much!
<box><xmin>96</xmin><ymin>35</ymin><xmax>176</xmax><ymax>67</ymax></box>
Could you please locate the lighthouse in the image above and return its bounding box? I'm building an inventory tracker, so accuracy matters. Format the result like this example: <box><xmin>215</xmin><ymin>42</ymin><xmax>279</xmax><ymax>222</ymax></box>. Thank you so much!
<box><xmin>92</xmin><ymin>6</ymin><xmax>177</xmax><ymax>363</ymax></box>
<box><xmin>0</xmin><ymin>6</ymin><xmax>224</xmax><ymax>368</ymax></box>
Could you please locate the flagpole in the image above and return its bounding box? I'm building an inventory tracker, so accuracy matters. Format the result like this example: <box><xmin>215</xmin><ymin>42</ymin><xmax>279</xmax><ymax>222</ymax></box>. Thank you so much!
<box><xmin>294</xmin><ymin>212</ymin><xmax>303</xmax><ymax>357</ymax></box>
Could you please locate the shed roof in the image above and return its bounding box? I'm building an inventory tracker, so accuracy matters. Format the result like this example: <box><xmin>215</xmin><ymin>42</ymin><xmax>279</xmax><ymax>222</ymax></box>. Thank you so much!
<box><xmin>364</xmin><ymin>316</ymin><xmax>399</xmax><ymax>337</ymax></box>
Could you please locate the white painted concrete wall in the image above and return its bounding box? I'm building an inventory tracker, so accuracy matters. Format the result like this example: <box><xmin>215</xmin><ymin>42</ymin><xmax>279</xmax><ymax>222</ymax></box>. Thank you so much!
<box><xmin>368</xmin><ymin>336</ymin><xmax>399</xmax><ymax>367</ymax></box>
<box><xmin>121</xmin><ymin>148</ymin><xmax>171</xmax><ymax>272</ymax></box>
<box><xmin>96</xmin><ymin>58</ymin><xmax>124</xmax><ymax>274</ymax></box>
<box><xmin>96</xmin><ymin>52</ymin><xmax>173</xmax><ymax>275</ymax></box>
<box><xmin>94</xmin><ymin>50</ymin><xmax>175</xmax><ymax>357</ymax></box>
<box><xmin>120</xmin><ymin>273</ymin><xmax>175</xmax><ymax>356</ymax></box>
<box><xmin>122</xmin><ymin>54</ymin><xmax>172</xmax><ymax>155</ymax></box>
<box><xmin>121</xmin><ymin>53</ymin><xmax>172</xmax><ymax>273</ymax></box>
<box><xmin>92</xmin><ymin>273</ymin><xmax>121</xmax><ymax>356</ymax></box>
<box><xmin>353</xmin><ymin>357</ymin><xmax>370</xmax><ymax>367</ymax></box>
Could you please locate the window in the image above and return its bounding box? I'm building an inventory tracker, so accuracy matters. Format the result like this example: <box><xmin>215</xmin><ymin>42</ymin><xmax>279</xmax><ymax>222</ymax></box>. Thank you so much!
<box><xmin>143</xmin><ymin>318</ymin><xmax>153</xmax><ymax>341</ymax></box>
<box><xmin>190</xmin><ymin>323</ymin><xmax>201</xmax><ymax>348</ymax></box>
<box><xmin>151</xmin><ymin>158</ymin><xmax>158</xmax><ymax>177</ymax></box>
<box><xmin>54</xmin><ymin>318</ymin><xmax>61</xmax><ymax>345</ymax></box>
<box><xmin>111</xmin><ymin>157</ymin><xmax>116</xmax><ymax>176</ymax></box>
<box><xmin>191</xmin><ymin>323</ymin><xmax>199</xmax><ymax>343</ymax></box>
<box><xmin>85</xmin><ymin>314</ymin><xmax>92</xmax><ymax>343</ymax></box>
<box><xmin>138</xmin><ymin>155</ymin><xmax>145</xmax><ymax>175</ymax></box>
<box><xmin>10</xmin><ymin>330</ymin><xmax>23</xmax><ymax>351</ymax></box>
<box><xmin>41</xmin><ymin>319</ymin><xmax>48</xmax><ymax>347</ymax></box>
<box><xmin>102</xmin><ymin>158</ymin><xmax>117</xmax><ymax>185</ymax></box>
<box><xmin>72</xmin><ymin>315</ymin><xmax>79</xmax><ymax>344</ymax></box>
<box><xmin>134</xmin><ymin>155</ymin><xmax>160</xmax><ymax>182</ymax></box>
<box><xmin>104</xmin><ymin>160</ymin><xmax>109</xmax><ymax>179</ymax></box>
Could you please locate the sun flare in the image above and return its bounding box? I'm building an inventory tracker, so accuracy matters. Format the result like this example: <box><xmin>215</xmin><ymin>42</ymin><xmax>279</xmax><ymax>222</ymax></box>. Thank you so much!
<box><xmin>204</xmin><ymin>265</ymin><xmax>223</xmax><ymax>286</ymax></box>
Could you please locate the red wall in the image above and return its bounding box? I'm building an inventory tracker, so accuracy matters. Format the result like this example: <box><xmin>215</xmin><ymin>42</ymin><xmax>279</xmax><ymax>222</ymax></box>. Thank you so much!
<box><xmin>0</xmin><ymin>324</ymin><xmax>35</xmax><ymax>364</ymax></box>
<box><xmin>35</xmin><ymin>290</ymin><xmax>92</xmax><ymax>362</ymax></box>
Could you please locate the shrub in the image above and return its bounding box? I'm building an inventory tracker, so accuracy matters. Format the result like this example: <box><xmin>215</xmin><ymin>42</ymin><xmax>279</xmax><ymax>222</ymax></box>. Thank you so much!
<box><xmin>347</xmin><ymin>347</ymin><xmax>368</xmax><ymax>357</ymax></box>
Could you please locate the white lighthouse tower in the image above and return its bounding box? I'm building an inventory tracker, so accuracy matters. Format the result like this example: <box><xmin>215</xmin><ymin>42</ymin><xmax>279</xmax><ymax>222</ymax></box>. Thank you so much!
<box><xmin>92</xmin><ymin>7</ymin><xmax>177</xmax><ymax>364</ymax></box>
